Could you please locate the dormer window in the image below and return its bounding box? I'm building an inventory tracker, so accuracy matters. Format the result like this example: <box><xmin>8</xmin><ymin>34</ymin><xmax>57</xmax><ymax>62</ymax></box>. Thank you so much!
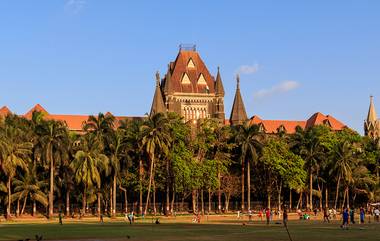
<box><xmin>323</xmin><ymin>119</ymin><xmax>331</xmax><ymax>127</ymax></box>
<box><xmin>197</xmin><ymin>73</ymin><xmax>207</xmax><ymax>85</ymax></box>
<box><xmin>187</xmin><ymin>58</ymin><xmax>195</xmax><ymax>68</ymax></box>
<box><xmin>181</xmin><ymin>72</ymin><xmax>191</xmax><ymax>84</ymax></box>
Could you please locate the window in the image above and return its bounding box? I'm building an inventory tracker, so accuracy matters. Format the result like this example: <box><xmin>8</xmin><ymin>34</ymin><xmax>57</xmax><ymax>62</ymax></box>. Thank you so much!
<box><xmin>181</xmin><ymin>73</ymin><xmax>191</xmax><ymax>84</ymax></box>
<box><xmin>187</xmin><ymin>58</ymin><xmax>195</xmax><ymax>68</ymax></box>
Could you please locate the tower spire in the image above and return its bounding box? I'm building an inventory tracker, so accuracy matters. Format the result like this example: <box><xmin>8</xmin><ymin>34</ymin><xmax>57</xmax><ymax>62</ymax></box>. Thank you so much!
<box><xmin>150</xmin><ymin>71</ymin><xmax>166</xmax><ymax>116</ymax></box>
<box><xmin>367</xmin><ymin>95</ymin><xmax>377</xmax><ymax>122</ymax></box>
<box><xmin>230</xmin><ymin>75</ymin><xmax>248</xmax><ymax>125</ymax></box>
<box><xmin>215</xmin><ymin>66</ymin><xmax>225</xmax><ymax>96</ymax></box>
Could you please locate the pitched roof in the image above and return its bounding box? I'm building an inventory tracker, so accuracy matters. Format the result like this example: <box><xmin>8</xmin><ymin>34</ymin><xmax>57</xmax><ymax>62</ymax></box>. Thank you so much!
<box><xmin>230</xmin><ymin>75</ymin><xmax>248</xmax><ymax>125</ymax></box>
<box><xmin>150</xmin><ymin>79</ymin><xmax>166</xmax><ymax>116</ymax></box>
<box><xmin>0</xmin><ymin>106</ymin><xmax>11</xmax><ymax>117</ymax></box>
<box><xmin>367</xmin><ymin>96</ymin><xmax>377</xmax><ymax>122</ymax></box>
<box><xmin>164</xmin><ymin>50</ymin><xmax>216</xmax><ymax>94</ymax></box>
<box><xmin>47</xmin><ymin>114</ymin><xmax>89</xmax><ymax>131</ymax></box>
<box><xmin>24</xmin><ymin>104</ymin><xmax>49</xmax><ymax>119</ymax></box>
<box><xmin>249</xmin><ymin>113</ymin><xmax>346</xmax><ymax>134</ymax></box>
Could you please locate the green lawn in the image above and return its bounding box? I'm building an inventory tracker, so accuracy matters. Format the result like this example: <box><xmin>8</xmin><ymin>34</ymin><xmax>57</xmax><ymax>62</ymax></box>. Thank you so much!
<box><xmin>0</xmin><ymin>220</ymin><xmax>379</xmax><ymax>241</ymax></box>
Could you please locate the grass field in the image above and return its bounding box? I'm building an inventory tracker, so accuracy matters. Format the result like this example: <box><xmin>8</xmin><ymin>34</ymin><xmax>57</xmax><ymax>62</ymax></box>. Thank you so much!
<box><xmin>0</xmin><ymin>218</ymin><xmax>379</xmax><ymax>241</ymax></box>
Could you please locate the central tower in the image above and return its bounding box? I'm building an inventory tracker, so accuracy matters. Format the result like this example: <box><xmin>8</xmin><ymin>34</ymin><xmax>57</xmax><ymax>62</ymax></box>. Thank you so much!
<box><xmin>151</xmin><ymin>45</ymin><xmax>225</xmax><ymax>123</ymax></box>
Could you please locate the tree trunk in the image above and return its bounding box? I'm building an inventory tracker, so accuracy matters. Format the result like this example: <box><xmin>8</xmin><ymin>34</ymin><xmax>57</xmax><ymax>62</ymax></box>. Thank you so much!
<box><xmin>21</xmin><ymin>196</ymin><xmax>27</xmax><ymax>215</ymax></box>
<box><xmin>267</xmin><ymin>192</ymin><xmax>271</xmax><ymax>209</ymax></box>
<box><xmin>33</xmin><ymin>200</ymin><xmax>36</xmax><ymax>217</ymax></box>
<box><xmin>82</xmin><ymin>186</ymin><xmax>87</xmax><ymax>215</ymax></box>
<box><xmin>208</xmin><ymin>189</ymin><xmax>212</xmax><ymax>213</ymax></box>
<box><xmin>341</xmin><ymin>187</ymin><xmax>347</xmax><ymax>209</ymax></box>
<box><xmin>16</xmin><ymin>198</ymin><xmax>20</xmax><ymax>217</ymax></box>
<box><xmin>289</xmin><ymin>189</ymin><xmax>292</xmax><ymax>210</ymax></box>
<box><xmin>277</xmin><ymin>184</ymin><xmax>282</xmax><ymax>211</ymax></box>
<box><xmin>218</xmin><ymin>170</ymin><xmax>221</xmax><ymax>213</ymax></box>
<box><xmin>241</xmin><ymin>162</ymin><xmax>245</xmax><ymax>211</ymax></box>
<box><xmin>7</xmin><ymin>178</ymin><xmax>11</xmax><ymax>219</ymax></box>
<box><xmin>170</xmin><ymin>186</ymin><xmax>175</xmax><ymax>214</ymax></box>
<box><xmin>112</xmin><ymin>174</ymin><xmax>117</xmax><ymax>218</ymax></box>
<box><xmin>97</xmin><ymin>190</ymin><xmax>101</xmax><ymax>218</ymax></box>
<box><xmin>66</xmin><ymin>189</ymin><xmax>70</xmax><ymax>216</ymax></box>
<box><xmin>225</xmin><ymin>193</ymin><xmax>230</xmax><ymax>212</ymax></box>
<box><xmin>309</xmin><ymin>172</ymin><xmax>313</xmax><ymax>211</ymax></box>
<box><xmin>201</xmin><ymin>189</ymin><xmax>204</xmax><ymax>215</ymax></box>
<box><xmin>144</xmin><ymin>157</ymin><xmax>154</xmax><ymax>215</ymax></box>
<box><xmin>49</xmin><ymin>158</ymin><xmax>54</xmax><ymax>218</ymax></box>
<box><xmin>153</xmin><ymin>178</ymin><xmax>157</xmax><ymax>216</ymax></box>
<box><xmin>325</xmin><ymin>187</ymin><xmax>328</xmax><ymax>208</ymax></box>
<box><xmin>247</xmin><ymin>162</ymin><xmax>251</xmax><ymax>211</ymax></box>
<box><xmin>296</xmin><ymin>192</ymin><xmax>302</xmax><ymax>209</ymax></box>
<box><xmin>346</xmin><ymin>187</ymin><xmax>350</xmax><ymax>209</ymax></box>
<box><xmin>139</xmin><ymin>159</ymin><xmax>143</xmax><ymax>215</ymax></box>
<box><xmin>166</xmin><ymin>158</ymin><xmax>170</xmax><ymax>215</ymax></box>
<box><xmin>192</xmin><ymin>190</ymin><xmax>196</xmax><ymax>213</ymax></box>
<box><xmin>110</xmin><ymin>186</ymin><xmax>113</xmax><ymax>216</ymax></box>
<box><xmin>334</xmin><ymin>175</ymin><xmax>341</xmax><ymax>209</ymax></box>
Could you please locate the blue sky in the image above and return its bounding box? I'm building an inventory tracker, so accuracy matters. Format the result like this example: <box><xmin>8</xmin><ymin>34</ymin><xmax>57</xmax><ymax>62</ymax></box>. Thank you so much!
<box><xmin>0</xmin><ymin>1</ymin><xmax>379</xmax><ymax>133</ymax></box>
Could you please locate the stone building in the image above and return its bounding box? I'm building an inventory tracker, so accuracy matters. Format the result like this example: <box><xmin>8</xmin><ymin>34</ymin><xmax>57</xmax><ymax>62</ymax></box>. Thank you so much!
<box><xmin>364</xmin><ymin>96</ymin><xmax>380</xmax><ymax>139</ymax></box>
<box><xmin>150</xmin><ymin>45</ymin><xmax>225</xmax><ymax>123</ymax></box>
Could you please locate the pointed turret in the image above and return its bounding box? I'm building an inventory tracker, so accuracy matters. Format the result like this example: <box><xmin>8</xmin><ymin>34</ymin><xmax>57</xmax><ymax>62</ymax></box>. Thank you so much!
<box><xmin>150</xmin><ymin>71</ymin><xmax>166</xmax><ymax>116</ymax></box>
<box><xmin>367</xmin><ymin>95</ymin><xmax>377</xmax><ymax>123</ymax></box>
<box><xmin>215</xmin><ymin>67</ymin><xmax>225</xmax><ymax>97</ymax></box>
<box><xmin>164</xmin><ymin>64</ymin><xmax>173</xmax><ymax>95</ymax></box>
<box><xmin>230</xmin><ymin>74</ymin><xmax>248</xmax><ymax>125</ymax></box>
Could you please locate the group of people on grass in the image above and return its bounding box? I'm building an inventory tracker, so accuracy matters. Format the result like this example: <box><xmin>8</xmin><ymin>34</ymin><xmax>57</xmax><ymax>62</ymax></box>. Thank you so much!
<box><xmin>233</xmin><ymin>205</ymin><xmax>380</xmax><ymax>228</ymax></box>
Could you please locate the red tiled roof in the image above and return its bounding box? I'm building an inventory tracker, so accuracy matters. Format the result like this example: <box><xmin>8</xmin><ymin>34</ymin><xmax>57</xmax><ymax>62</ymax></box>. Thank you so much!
<box><xmin>249</xmin><ymin>113</ymin><xmax>346</xmax><ymax>134</ymax></box>
<box><xmin>24</xmin><ymin>104</ymin><xmax>49</xmax><ymax>119</ymax></box>
<box><xmin>0</xmin><ymin>106</ymin><xmax>11</xmax><ymax>117</ymax></box>
<box><xmin>166</xmin><ymin>50</ymin><xmax>215</xmax><ymax>94</ymax></box>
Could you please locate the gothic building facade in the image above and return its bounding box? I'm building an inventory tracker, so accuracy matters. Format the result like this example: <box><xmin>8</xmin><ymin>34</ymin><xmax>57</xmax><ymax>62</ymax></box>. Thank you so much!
<box><xmin>150</xmin><ymin>45</ymin><xmax>225</xmax><ymax>123</ymax></box>
<box><xmin>150</xmin><ymin>46</ymin><xmax>347</xmax><ymax>133</ymax></box>
<box><xmin>364</xmin><ymin>96</ymin><xmax>380</xmax><ymax>139</ymax></box>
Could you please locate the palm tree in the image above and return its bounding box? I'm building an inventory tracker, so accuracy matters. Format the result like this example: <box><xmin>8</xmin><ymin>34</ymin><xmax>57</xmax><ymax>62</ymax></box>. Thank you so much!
<box><xmin>84</xmin><ymin>112</ymin><xmax>115</xmax><ymax>213</ymax></box>
<box><xmin>235</xmin><ymin>123</ymin><xmax>263</xmax><ymax>211</ymax></box>
<box><xmin>0</xmin><ymin>123</ymin><xmax>32</xmax><ymax>218</ymax></box>
<box><xmin>83</xmin><ymin>112</ymin><xmax>115</xmax><ymax>145</ymax></box>
<box><xmin>107</xmin><ymin>128</ymin><xmax>127</xmax><ymax>218</ymax></box>
<box><xmin>70</xmin><ymin>134</ymin><xmax>109</xmax><ymax>217</ymax></box>
<box><xmin>139</xmin><ymin>113</ymin><xmax>171</xmax><ymax>215</ymax></box>
<box><xmin>212</xmin><ymin>125</ymin><xmax>233</xmax><ymax>213</ymax></box>
<box><xmin>12</xmin><ymin>168</ymin><xmax>48</xmax><ymax>216</ymax></box>
<box><xmin>36</xmin><ymin>119</ymin><xmax>68</xmax><ymax>218</ymax></box>
<box><xmin>301</xmin><ymin>133</ymin><xmax>323</xmax><ymax>211</ymax></box>
<box><xmin>331</xmin><ymin>140</ymin><xmax>356</xmax><ymax>209</ymax></box>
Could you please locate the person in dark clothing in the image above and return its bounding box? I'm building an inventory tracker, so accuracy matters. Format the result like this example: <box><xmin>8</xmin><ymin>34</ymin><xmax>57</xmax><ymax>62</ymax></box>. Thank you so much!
<box><xmin>350</xmin><ymin>208</ymin><xmax>355</xmax><ymax>224</ymax></box>
<box><xmin>341</xmin><ymin>208</ymin><xmax>349</xmax><ymax>229</ymax></box>
<box><xmin>360</xmin><ymin>207</ymin><xmax>365</xmax><ymax>224</ymax></box>
<box><xmin>283</xmin><ymin>208</ymin><xmax>288</xmax><ymax>225</ymax></box>
<box><xmin>323</xmin><ymin>208</ymin><xmax>330</xmax><ymax>223</ymax></box>
<box><xmin>59</xmin><ymin>211</ymin><xmax>63</xmax><ymax>225</ymax></box>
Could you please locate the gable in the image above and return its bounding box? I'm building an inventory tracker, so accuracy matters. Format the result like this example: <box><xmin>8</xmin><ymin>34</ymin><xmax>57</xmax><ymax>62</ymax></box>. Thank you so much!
<box><xmin>181</xmin><ymin>73</ymin><xmax>191</xmax><ymax>84</ymax></box>
<box><xmin>197</xmin><ymin>73</ymin><xmax>207</xmax><ymax>85</ymax></box>
<box><xmin>187</xmin><ymin>58</ymin><xmax>195</xmax><ymax>68</ymax></box>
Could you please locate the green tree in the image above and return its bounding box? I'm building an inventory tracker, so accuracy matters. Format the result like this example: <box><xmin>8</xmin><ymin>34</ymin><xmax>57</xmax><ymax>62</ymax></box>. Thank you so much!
<box><xmin>36</xmin><ymin>119</ymin><xmax>68</xmax><ymax>218</ymax></box>
<box><xmin>139</xmin><ymin>113</ymin><xmax>171</xmax><ymax>214</ymax></box>
<box><xmin>70</xmin><ymin>134</ymin><xmax>109</xmax><ymax>217</ymax></box>
<box><xmin>235</xmin><ymin>123</ymin><xmax>263</xmax><ymax>211</ymax></box>
<box><xmin>0</xmin><ymin>118</ymin><xmax>32</xmax><ymax>218</ymax></box>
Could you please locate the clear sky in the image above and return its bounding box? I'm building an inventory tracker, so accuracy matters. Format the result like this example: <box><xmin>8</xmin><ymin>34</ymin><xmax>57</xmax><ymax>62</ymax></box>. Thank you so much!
<box><xmin>1</xmin><ymin>1</ymin><xmax>379</xmax><ymax>133</ymax></box>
